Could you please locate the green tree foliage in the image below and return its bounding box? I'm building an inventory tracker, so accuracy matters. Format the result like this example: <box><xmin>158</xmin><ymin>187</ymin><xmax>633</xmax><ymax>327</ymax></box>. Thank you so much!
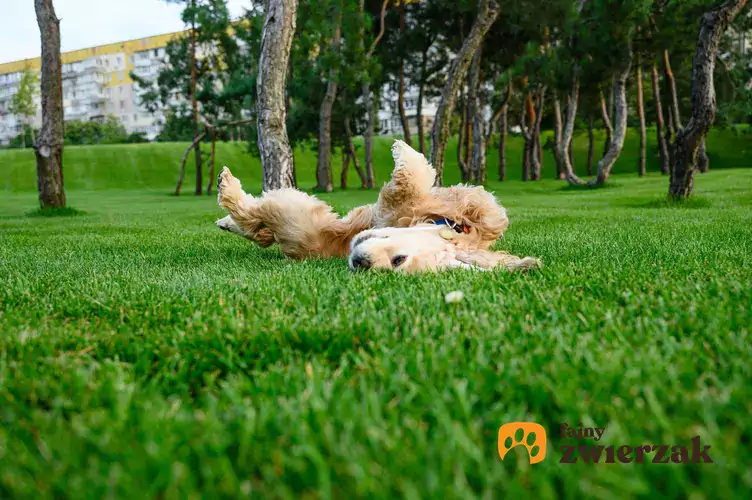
<box><xmin>118</xmin><ymin>0</ymin><xmax>749</xmax><ymax>192</ymax></box>
<box><xmin>64</xmin><ymin>116</ymin><xmax>128</xmax><ymax>145</ymax></box>
<box><xmin>8</xmin><ymin>68</ymin><xmax>39</xmax><ymax>148</ymax></box>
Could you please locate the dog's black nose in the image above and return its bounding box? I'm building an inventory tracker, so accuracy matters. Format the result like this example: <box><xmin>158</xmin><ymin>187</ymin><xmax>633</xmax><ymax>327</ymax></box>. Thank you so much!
<box><xmin>350</xmin><ymin>254</ymin><xmax>371</xmax><ymax>270</ymax></box>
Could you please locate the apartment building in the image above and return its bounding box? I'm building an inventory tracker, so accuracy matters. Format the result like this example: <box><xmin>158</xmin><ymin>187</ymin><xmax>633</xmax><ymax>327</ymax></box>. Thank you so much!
<box><xmin>378</xmin><ymin>84</ymin><xmax>439</xmax><ymax>137</ymax></box>
<box><xmin>0</xmin><ymin>31</ymin><xmax>185</xmax><ymax>144</ymax></box>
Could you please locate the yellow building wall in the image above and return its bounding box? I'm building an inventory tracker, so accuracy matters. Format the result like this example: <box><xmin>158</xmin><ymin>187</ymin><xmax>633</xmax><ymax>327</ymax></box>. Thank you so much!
<box><xmin>0</xmin><ymin>30</ymin><xmax>188</xmax><ymax>86</ymax></box>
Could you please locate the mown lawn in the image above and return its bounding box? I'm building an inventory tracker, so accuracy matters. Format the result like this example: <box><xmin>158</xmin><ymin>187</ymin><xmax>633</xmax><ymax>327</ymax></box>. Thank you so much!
<box><xmin>0</xmin><ymin>136</ymin><xmax>751</xmax><ymax>498</ymax></box>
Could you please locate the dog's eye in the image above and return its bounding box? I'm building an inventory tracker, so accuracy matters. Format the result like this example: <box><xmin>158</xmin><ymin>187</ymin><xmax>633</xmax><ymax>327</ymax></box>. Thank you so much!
<box><xmin>391</xmin><ymin>255</ymin><xmax>407</xmax><ymax>267</ymax></box>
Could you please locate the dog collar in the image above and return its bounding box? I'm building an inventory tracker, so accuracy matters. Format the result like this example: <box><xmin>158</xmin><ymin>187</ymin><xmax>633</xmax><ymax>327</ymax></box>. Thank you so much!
<box><xmin>435</xmin><ymin>218</ymin><xmax>470</xmax><ymax>234</ymax></box>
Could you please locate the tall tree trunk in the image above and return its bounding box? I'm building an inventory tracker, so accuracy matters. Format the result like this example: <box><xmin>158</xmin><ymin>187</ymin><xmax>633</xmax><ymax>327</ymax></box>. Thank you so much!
<box><xmin>556</xmin><ymin>73</ymin><xmax>581</xmax><ymax>184</ymax></box>
<box><xmin>206</xmin><ymin>130</ymin><xmax>216</xmax><ymax>194</ymax></box>
<box><xmin>651</xmin><ymin>63</ymin><xmax>670</xmax><ymax>175</ymax></box>
<box><xmin>344</xmin><ymin>115</ymin><xmax>367</xmax><ymax>188</ymax></box>
<box><xmin>189</xmin><ymin>4</ymin><xmax>202</xmax><ymax>196</ymax></box>
<box><xmin>555</xmin><ymin>0</ymin><xmax>589</xmax><ymax>185</ymax></box>
<box><xmin>663</xmin><ymin>50</ymin><xmax>677</xmax><ymax>155</ymax></box>
<box><xmin>520</xmin><ymin>91</ymin><xmax>533</xmax><ymax>181</ymax></box>
<box><xmin>600</xmin><ymin>91</ymin><xmax>613</xmax><ymax>157</ymax></box>
<box><xmin>664</xmin><ymin>50</ymin><xmax>682</xmax><ymax>130</ymax></box>
<box><xmin>464</xmin><ymin>110</ymin><xmax>472</xmax><ymax>175</ymax></box>
<box><xmin>665</xmin><ymin>49</ymin><xmax>711</xmax><ymax>174</ymax></box>
<box><xmin>532</xmin><ymin>88</ymin><xmax>545</xmax><ymax>180</ymax></box>
<box><xmin>363</xmin><ymin>85</ymin><xmax>377</xmax><ymax>188</ymax></box>
<box><xmin>464</xmin><ymin>58</ymin><xmax>474</xmax><ymax>178</ymax></box>
<box><xmin>593</xmin><ymin>55</ymin><xmax>633</xmax><ymax>185</ymax></box>
<box><xmin>698</xmin><ymin>140</ymin><xmax>710</xmax><ymax>172</ymax></box>
<box><xmin>340</xmin><ymin>149</ymin><xmax>350</xmax><ymax>189</ymax></box>
<box><xmin>565</xmin><ymin>96</ymin><xmax>576</xmax><ymax>172</ymax></box>
<box><xmin>457</xmin><ymin>89</ymin><xmax>469</xmax><ymax>181</ymax></box>
<box><xmin>520</xmin><ymin>85</ymin><xmax>542</xmax><ymax>181</ymax></box>
<box><xmin>33</xmin><ymin>0</ymin><xmax>66</xmax><ymax>209</ymax></box>
<box><xmin>522</xmin><ymin>136</ymin><xmax>532</xmax><ymax>181</ymax></box>
<box><xmin>315</xmin><ymin>7</ymin><xmax>341</xmax><ymax>193</ymax></box>
<box><xmin>416</xmin><ymin>47</ymin><xmax>429</xmax><ymax>154</ymax></box>
<box><xmin>360</xmin><ymin>0</ymin><xmax>388</xmax><ymax>190</ymax></box>
<box><xmin>316</xmin><ymin>84</ymin><xmax>337</xmax><ymax>192</ymax></box>
<box><xmin>397</xmin><ymin>66</ymin><xmax>412</xmax><ymax>145</ymax></box>
<box><xmin>636</xmin><ymin>53</ymin><xmax>647</xmax><ymax>177</ymax></box>
<box><xmin>397</xmin><ymin>1</ymin><xmax>412</xmax><ymax>146</ymax></box>
<box><xmin>560</xmin><ymin>51</ymin><xmax>633</xmax><ymax>186</ymax></box>
<box><xmin>669</xmin><ymin>0</ymin><xmax>747</xmax><ymax>198</ymax></box>
<box><xmin>586</xmin><ymin>115</ymin><xmax>595</xmax><ymax>176</ymax></box>
<box><xmin>498</xmin><ymin>101</ymin><xmax>508</xmax><ymax>181</ymax></box>
<box><xmin>553</xmin><ymin>95</ymin><xmax>564</xmax><ymax>179</ymax></box>
<box><xmin>469</xmin><ymin>46</ymin><xmax>484</xmax><ymax>183</ymax></box>
<box><xmin>608</xmin><ymin>76</ymin><xmax>615</xmax><ymax>129</ymax></box>
<box><xmin>480</xmin><ymin>78</ymin><xmax>511</xmax><ymax>184</ymax></box>
<box><xmin>429</xmin><ymin>0</ymin><xmax>500</xmax><ymax>185</ymax></box>
<box><xmin>257</xmin><ymin>0</ymin><xmax>297</xmax><ymax>191</ymax></box>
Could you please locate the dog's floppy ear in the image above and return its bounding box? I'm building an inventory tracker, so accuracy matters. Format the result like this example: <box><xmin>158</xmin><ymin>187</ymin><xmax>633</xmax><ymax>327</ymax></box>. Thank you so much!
<box><xmin>453</xmin><ymin>249</ymin><xmax>542</xmax><ymax>272</ymax></box>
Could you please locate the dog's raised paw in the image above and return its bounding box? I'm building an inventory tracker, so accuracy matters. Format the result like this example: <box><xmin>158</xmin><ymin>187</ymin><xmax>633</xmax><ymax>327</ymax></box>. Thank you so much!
<box><xmin>216</xmin><ymin>167</ymin><xmax>243</xmax><ymax>208</ymax></box>
<box><xmin>217</xmin><ymin>166</ymin><xmax>232</xmax><ymax>191</ymax></box>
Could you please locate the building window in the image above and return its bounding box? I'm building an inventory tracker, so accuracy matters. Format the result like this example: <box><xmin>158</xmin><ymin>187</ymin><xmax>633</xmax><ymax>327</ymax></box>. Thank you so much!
<box><xmin>120</xmin><ymin>100</ymin><xmax>125</xmax><ymax>109</ymax></box>
<box><xmin>118</xmin><ymin>71</ymin><xmax>123</xmax><ymax>80</ymax></box>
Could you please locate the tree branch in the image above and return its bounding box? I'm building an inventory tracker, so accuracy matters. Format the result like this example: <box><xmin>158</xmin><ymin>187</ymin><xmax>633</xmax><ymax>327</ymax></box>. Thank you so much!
<box><xmin>367</xmin><ymin>0</ymin><xmax>389</xmax><ymax>57</ymax></box>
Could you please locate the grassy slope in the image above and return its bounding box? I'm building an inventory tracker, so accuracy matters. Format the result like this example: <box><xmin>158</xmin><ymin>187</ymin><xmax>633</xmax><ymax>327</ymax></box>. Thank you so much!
<box><xmin>0</xmin><ymin>135</ymin><xmax>751</xmax><ymax>497</ymax></box>
<box><xmin>1</xmin><ymin>127</ymin><xmax>749</xmax><ymax>192</ymax></box>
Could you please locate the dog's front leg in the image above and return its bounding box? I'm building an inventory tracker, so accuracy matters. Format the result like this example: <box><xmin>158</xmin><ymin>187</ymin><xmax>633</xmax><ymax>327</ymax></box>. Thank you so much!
<box><xmin>454</xmin><ymin>249</ymin><xmax>542</xmax><ymax>272</ymax></box>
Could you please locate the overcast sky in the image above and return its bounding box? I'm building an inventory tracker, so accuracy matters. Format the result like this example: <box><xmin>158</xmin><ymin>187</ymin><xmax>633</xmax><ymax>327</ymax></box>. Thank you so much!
<box><xmin>0</xmin><ymin>0</ymin><xmax>248</xmax><ymax>65</ymax></box>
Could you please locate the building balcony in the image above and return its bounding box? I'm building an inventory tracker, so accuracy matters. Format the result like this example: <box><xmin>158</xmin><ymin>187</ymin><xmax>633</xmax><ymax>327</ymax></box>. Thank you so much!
<box><xmin>68</xmin><ymin>92</ymin><xmax>108</xmax><ymax>106</ymax></box>
<box><xmin>65</xmin><ymin>107</ymin><xmax>91</xmax><ymax>120</ymax></box>
<box><xmin>133</xmin><ymin>57</ymin><xmax>153</xmax><ymax>67</ymax></box>
<box><xmin>0</xmin><ymin>78</ymin><xmax>20</xmax><ymax>89</ymax></box>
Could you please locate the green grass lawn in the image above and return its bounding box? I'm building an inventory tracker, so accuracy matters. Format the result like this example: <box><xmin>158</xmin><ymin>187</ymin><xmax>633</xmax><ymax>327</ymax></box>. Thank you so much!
<box><xmin>1</xmin><ymin>134</ymin><xmax>751</xmax><ymax>497</ymax></box>
<box><xmin>1</xmin><ymin>127</ymin><xmax>749</xmax><ymax>192</ymax></box>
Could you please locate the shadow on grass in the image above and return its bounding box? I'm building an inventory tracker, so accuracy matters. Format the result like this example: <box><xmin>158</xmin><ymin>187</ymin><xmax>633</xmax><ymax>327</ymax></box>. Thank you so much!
<box><xmin>26</xmin><ymin>206</ymin><xmax>86</xmax><ymax>217</ymax></box>
<box><xmin>625</xmin><ymin>197</ymin><xmax>712</xmax><ymax>209</ymax></box>
<box><xmin>558</xmin><ymin>181</ymin><xmax>622</xmax><ymax>192</ymax></box>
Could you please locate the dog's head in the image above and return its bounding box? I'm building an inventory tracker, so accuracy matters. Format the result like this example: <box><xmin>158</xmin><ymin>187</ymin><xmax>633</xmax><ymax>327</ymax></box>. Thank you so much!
<box><xmin>348</xmin><ymin>225</ymin><xmax>477</xmax><ymax>273</ymax></box>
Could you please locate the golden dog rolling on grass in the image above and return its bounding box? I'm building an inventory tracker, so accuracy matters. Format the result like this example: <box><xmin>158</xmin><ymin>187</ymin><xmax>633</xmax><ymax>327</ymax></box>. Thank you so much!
<box><xmin>215</xmin><ymin>140</ymin><xmax>541</xmax><ymax>273</ymax></box>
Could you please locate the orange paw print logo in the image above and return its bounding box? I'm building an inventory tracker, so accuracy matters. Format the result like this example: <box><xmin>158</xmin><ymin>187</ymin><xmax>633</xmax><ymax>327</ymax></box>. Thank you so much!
<box><xmin>498</xmin><ymin>422</ymin><xmax>547</xmax><ymax>464</ymax></box>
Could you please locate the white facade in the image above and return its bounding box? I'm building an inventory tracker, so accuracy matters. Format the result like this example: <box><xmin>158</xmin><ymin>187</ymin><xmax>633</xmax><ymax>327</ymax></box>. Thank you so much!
<box><xmin>378</xmin><ymin>84</ymin><xmax>439</xmax><ymax>137</ymax></box>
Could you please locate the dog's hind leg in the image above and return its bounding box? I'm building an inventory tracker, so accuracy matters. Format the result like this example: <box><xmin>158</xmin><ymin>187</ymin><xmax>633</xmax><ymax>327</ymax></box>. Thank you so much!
<box><xmin>376</xmin><ymin>140</ymin><xmax>438</xmax><ymax>224</ymax></box>
<box><xmin>382</xmin><ymin>140</ymin><xmax>436</xmax><ymax>197</ymax></box>
<box><xmin>216</xmin><ymin>167</ymin><xmax>372</xmax><ymax>258</ymax></box>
